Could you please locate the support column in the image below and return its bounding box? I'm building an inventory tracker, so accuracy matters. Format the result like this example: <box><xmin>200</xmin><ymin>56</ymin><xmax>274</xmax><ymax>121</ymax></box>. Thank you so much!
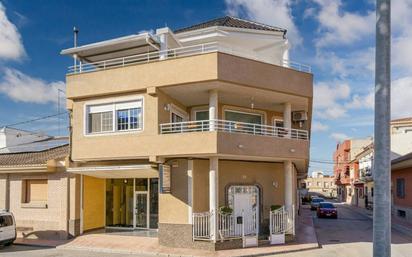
<box><xmin>0</xmin><ymin>174</ymin><xmax>9</xmax><ymax>210</ymax></box>
<box><xmin>209</xmin><ymin>90</ymin><xmax>218</xmax><ymax>131</ymax></box>
<box><xmin>209</xmin><ymin>157</ymin><xmax>219</xmax><ymax>242</ymax></box>
<box><xmin>156</xmin><ymin>27</ymin><xmax>170</xmax><ymax>60</ymax></box>
<box><xmin>187</xmin><ymin>160</ymin><xmax>193</xmax><ymax>224</ymax></box>
<box><xmin>283</xmin><ymin>102</ymin><xmax>292</xmax><ymax>137</ymax></box>
<box><xmin>284</xmin><ymin>160</ymin><xmax>293</xmax><ymax>210</ymax></box>
<box><xmin>282</xmin><ymin>39</ymin><xmax>290</xmax><ymax>68</ymax></box>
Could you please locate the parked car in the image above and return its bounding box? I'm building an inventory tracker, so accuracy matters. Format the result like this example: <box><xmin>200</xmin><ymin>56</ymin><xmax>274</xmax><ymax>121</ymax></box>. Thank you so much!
<box><xmin>310</xmin><ymin>197</ymin><xmax>325</xmax><ymax>210</ymax></box>
<box><xmin>0</xmin><ymin>211</ymin><xmax>16</xmax><ymax>246</ymax></box>
<box><xmin>317</xmin><ymin>202</ymin><xmax>338</xmax><ymax>218</ymax></box>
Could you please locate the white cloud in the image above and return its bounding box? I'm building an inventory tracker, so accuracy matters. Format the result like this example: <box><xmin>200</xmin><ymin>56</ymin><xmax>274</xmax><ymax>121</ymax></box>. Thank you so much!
<box><xmin>0</xmin><ymin>68</ymin><xmax>65</xmax><ymax>104</ymax></box>
<box><xmin>330</xmin><ymin>132</ymin><xmax>349</xmax><ymax>142</ymax></box>
<box><xmin>312</xmin><ymin>0</ymin><xmax>374</xmax><ymax>48</ymax></box>
<box><xmin>315</xmin><ymin>48</ymin><xmax>375</xmax><ymax>78</ymax></box>
<box><xmin>0</xmin><ymin>2</ymin><xmax>25</xmax><ymax>60</ymax></box>
<box><xmin>312</xmin><ymin>121</ymin><xmax>329</xmax><ymax>132</ymax></box>
<box><xmin>391</xmin><ymin>76</ymin><xmax>412</xmax><ymax>119</ymax></box>
<box><xmin>225</xmin><ymin>0</ymin><xmax>302</xmax><ymax>46</ymax></box>
<box><xmin>345</xmin><ymin>91</ymin><xmax>374</xmax><ymax>110</ymax></box>
<box><xmin>313</xmin><ymin>82</ymin><xmax>350</xmax><ymax>119</ymax></box>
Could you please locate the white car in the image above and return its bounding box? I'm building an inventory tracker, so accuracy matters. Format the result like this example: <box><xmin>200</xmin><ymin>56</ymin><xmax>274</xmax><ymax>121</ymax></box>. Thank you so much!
<box><xmin>0</xmin><ymin>211</ymin><xmax>16</xmax><ymax>246</ymax></box>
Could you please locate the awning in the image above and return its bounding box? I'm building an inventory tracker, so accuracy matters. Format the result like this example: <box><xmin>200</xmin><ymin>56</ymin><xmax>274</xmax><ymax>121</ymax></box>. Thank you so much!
<box><xmin>60</xmin><ymin>33</ymin><xmax>160</xmax><ymax>63</ymax></box>
<box><xmin>67</xmin><ymin>164</ymin><xmax>158</xmax><ymax>179</ymax></box>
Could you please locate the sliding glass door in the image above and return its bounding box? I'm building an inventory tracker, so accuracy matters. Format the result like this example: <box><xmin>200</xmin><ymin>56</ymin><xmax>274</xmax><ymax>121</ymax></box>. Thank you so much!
<box><xmin>106</xmin><ymin>178</ymin><xmax>158</xmax><ymax>230</ymax></box>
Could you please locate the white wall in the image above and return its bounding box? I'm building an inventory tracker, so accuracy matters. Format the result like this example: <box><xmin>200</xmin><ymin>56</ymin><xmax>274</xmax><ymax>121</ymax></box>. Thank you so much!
<box><xmin>0</xmin><ymin>127</ymin><xmax>49</xmax><ymax>149</ymax></box>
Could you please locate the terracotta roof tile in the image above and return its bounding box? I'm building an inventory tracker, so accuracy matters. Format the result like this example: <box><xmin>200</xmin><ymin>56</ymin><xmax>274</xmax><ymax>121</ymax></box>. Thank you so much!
<box><xmin>0</xmin><ymin>145</ymin><xmax>68</xmax><ymax>167</ymax></box>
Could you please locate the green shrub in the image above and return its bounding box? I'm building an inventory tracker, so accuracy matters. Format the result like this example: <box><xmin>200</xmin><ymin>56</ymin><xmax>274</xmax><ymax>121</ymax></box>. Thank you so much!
<box><xmin>219</xmin><ymin>206</ymin><xmax>233</xmax><ymax>215</ymax></box>
<box><xmin>270</xmin><ymin>205</ymin><xmax>282</xmax><ymax>211</ymax></box>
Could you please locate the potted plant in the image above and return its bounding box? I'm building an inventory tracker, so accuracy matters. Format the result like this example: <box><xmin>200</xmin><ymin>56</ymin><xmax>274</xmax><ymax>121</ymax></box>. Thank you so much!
<box><xmin>219</xmin><ymin>206</ymin><xmax>233</xmax><ymax>215</ymax></box>
<box><xmin>270</xmin><ymin>205</ymin><xmax>282</xmax><ymax>211</ymax></box>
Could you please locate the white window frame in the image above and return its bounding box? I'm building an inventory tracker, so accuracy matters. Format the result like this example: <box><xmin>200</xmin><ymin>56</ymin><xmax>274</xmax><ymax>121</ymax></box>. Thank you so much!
<box><xmin>84</xmin><ymin>96</ymin><xmax>144</xmax><ymax>136</ymax></box>
<box><xmin>169</xmin><ymin>104</ymin><xmax>188</xmax><ymax>123</ymax></box>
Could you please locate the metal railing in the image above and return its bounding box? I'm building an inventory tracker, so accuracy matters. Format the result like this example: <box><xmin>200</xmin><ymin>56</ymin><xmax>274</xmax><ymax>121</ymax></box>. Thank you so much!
<box><xmin>160</xmin><ymin>119</ymin><xmax>309</xmax><ymax>140</ymax></box>
<box><xmin>193</xmin><ymin>210</ymin><xmax>258</xmax><ymax>241</ymax></box>
<box><xmin>192</xmin><ymin>211</ymin><xmax>212</xmax><ymax>240</ymax></box>
<box><xmin>269</xmin><ymin>205</ymin><xmax>295</xmax><ymax>236</ymax></box>
<box><xmin>68</xmin><ymin>42</ymin><xmax>311</xmax><ymax>74</ymax></box>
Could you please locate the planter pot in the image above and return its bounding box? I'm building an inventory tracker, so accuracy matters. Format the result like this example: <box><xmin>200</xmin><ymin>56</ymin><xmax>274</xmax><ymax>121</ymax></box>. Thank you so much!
<box><xmin>270</xmin><ymin>233</ymin><xmax>285</xmax><ymax>245</ymax></box>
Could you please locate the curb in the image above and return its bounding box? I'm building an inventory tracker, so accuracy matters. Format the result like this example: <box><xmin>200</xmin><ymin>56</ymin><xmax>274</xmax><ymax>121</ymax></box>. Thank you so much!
<box><xmin>57</xmin><ymin>243</ymin><xmax>321</xmax><ymax>257</ymax></box>
<box><xmin>13</xmin><ymin>242</ymin><xmax>56</xmax><ymax>248</ymax></box>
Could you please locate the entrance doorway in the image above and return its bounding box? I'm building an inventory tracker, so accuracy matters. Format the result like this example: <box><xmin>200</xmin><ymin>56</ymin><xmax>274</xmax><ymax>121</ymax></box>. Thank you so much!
<box><xmin>227</xmin><ymin>185</ymin><xmax>259</xmax><ymax>236</ymax></box>
<box><xmin>106</xmin><ymin>178</ymin><xmax>158</xmax><ymax>230</ymax></box>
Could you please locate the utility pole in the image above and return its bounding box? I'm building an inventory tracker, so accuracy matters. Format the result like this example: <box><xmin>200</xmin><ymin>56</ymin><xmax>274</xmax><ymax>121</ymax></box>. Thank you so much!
<box><xmin>373</xmin><ymin>0</ymin><xmax>391</xmax><ymax>257</ymax></box>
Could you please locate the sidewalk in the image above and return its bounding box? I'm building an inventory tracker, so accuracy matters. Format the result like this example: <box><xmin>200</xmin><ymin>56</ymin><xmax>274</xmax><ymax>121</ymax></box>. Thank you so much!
<box><xmin>348</xmin><ymin>204</ymin><xmax>412</xmax><ymax>236</ymax></box>
<box><xmin>54</xmin><ymin>207</ymin><xmax>319</xmax><ymax>257</ymax></box>
<box><xmin>14</xmin><ymin>238</ymin><xmax>69</xmax><ymax>248</ymax></box>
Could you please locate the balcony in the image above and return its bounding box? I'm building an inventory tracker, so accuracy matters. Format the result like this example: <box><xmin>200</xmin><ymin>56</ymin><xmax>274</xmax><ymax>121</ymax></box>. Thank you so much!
<box><xmin>160</xmin><ymin>119</ymin><xmax>308</xmax><ymax>140</ymax></box>
<box><xmin>67</xmin><ymin>42</ymin><xmax>311</xmax><ymax>75</ymax></box>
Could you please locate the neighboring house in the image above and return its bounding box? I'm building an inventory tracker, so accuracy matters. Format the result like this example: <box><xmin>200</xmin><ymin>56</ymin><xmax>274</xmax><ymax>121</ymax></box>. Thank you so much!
<box><xmin>356</xmin><ymin>143</ymin><xmax>374</xmax><ymax>209</ymax></box>
<box><xmin>0</xmin><ymin>128</ymin><xmax>72</xmax><ymax>240</ymax></box>
<box><xmin>333</xmin><ymin>138</ymin><xmax>372</xmax><ymax>204</ymax></box>
<box><xmin>349</xmin><ymin>118</ymin><xmax>412</xmax><ymax>210</ymax></box>
<box><xmin>391</xmin><ymin>153</ymin><xmax>412</xmax><ymax>224</ymax></box>
<box><xmin>303</xmin><ymin>172</ymin><xmax>336</xmax><ymax>198</ymax></box>
<box><xmin>61</xmin><ymin>16</ymin><xmax>313</xmax><ymax>249</ymax></box>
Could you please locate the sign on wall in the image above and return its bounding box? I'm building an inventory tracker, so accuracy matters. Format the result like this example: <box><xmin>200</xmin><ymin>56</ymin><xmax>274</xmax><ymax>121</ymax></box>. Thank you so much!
<box><xmin>159</xmin><ymin>164</ymin><xmax>171</xmax><ymax>193</ymax></box>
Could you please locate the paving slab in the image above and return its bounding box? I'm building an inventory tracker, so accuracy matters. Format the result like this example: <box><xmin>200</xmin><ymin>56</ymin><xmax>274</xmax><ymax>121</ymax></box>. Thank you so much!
<box><xmin>56</xmin><ymin>207</ymin><xmax>319</xmax><ymax>257</ymax></box>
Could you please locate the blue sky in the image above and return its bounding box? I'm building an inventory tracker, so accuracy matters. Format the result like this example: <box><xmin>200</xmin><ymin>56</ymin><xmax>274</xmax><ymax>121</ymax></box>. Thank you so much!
<box><xmin>0</xmin><ymin>0</ymin><xmax>411</xmax><ymax>174</ymax></box>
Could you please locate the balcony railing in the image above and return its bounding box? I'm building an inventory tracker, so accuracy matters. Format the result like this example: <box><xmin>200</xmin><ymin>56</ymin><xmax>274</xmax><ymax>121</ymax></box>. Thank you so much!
<box><xmin>159</xmin><ymin>119</ymin><xmax>309</xmax><ymax>140</ymax></box>
<box><xmin>68</xmin><ymin>42</ymin><xmax>311</xmax><ymax>74</ymax></box>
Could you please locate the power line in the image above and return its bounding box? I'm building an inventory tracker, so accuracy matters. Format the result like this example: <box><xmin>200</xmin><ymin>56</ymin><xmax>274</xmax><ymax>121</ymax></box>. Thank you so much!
<box><xmin>0</xmin><ymin>112</ymin><xmax>68</xmax><ymax>128</ymax></box>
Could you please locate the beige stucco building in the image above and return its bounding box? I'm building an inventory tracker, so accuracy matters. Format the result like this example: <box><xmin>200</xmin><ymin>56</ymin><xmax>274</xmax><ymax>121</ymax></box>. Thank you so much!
<box><xmin>60</xmin><ymin>16</ymin><xmax>313</xmax><ymax>250</ymax></box>
<box><xmin>303</xmin><ymin>172</ymin><xmax>336</xmax><ymax>198</ymax></box>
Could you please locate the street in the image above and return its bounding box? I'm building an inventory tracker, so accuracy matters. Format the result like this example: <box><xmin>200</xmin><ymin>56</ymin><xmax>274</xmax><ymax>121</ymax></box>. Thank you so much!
<box><xmin>0</xmin><ymin>204</ymin><xmax>411</xmax><ymax>257</ymax></box>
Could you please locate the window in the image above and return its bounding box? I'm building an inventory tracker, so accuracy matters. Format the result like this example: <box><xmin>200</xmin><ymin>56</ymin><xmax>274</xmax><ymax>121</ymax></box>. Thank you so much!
<box><xmin>171</xmin><ymin>113</ymin><xmax>184</xmax><ymax>123</ymax></box>
<box><xmin>22</xmin><ymin>179</ymin><xmax>48</xmax><ymax>203</ymax></box>
<box><xmin>398</xmin><ymin>210</ymin><xmax>406</xmax><ymax>218</ymax></box>
<box><xmin>86</xmin><ymin>99</ymin><xmax>143</xmax><ymax>134</ymax></box>
<box><xmin>224</xmin><ymin>110</ymin><xmax>262</xmax><ymax>124</ymax></box>
<box><xmin>324</xmin><ymin>182</ymin><xmax>329</xmax><ymax>188</ymax></box>
<box><xmin>307</xmin><ymin>182</ymin><xmax>311</xmax><ymax>187</ymax></box>
<box><xmin>117</xmin><ymin>108</ymin><xmax>140</xmax><ymax>130</ymax></box>
<box><xmin>396</xmin><ymin>178</ymin><xmax>406</xmax><ymax>198</ymax></box>
<box><xmin>89</xmin><ymin>111</ymin><xmax>113</xmax><ymax>133</ymax></box>
<box><xmin>317</xmin><ymin>182</ymin><xmax>321</xmax><ymax>187</ymax></box>
<box><xmin>274</xmin><ymin>119</ymin><xmax>284</xmax><ymax>127</ymax></box>
<box><xmin>195</xmin><ymin>110</ymin><xmax>209</xmax><ymax>121</ymax></box>
<box><xmin>0</xmin><ymin>215</ymin><xmax>13</xmax><ymax>227</ymax></box>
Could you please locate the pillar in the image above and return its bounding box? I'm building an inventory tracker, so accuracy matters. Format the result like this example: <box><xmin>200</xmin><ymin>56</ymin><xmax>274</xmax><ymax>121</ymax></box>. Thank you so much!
<box><xmin>283</xmin><ymin>102</ymin><xmax>292</xmax><ymax>137</ymax></box>
<box><xmin>282</xmin><ymin>39</ymin><xmax>290</xmax><ymax>68</ymax></box>
<box><xmin>187</xmin><ymin>160</ymin><xmax>193</xmax><ymax>224</ymax></box>
<box><xmin>209</xmin><ymin>157</ymin><xmax>219</xmax><ymax>242</ymax></box>
<box><xmin>209</xmin><ymin>90</ymin><xmax>218</xmax><ymax>131</ymax></box>
<box><xmin>0</xmin><ymin>175</ymin><xmax>9</xmax><ymax>210</ymax></box>
<box><xmin>284</xmin><ymin>160</ymin><xmax>293</xmax><ymax>210</ymax></box>
<box><xmin>156</xmin><ymin>27</ymin><xmax>170</xmax><ymax>60</ymax></box>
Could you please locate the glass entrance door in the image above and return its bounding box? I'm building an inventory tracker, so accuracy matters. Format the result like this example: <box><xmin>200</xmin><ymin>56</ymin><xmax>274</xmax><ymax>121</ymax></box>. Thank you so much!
<box><xmin>135</xmin><ymin>192</ymin><xmax>148</xmax><ymax>228</ymax></box>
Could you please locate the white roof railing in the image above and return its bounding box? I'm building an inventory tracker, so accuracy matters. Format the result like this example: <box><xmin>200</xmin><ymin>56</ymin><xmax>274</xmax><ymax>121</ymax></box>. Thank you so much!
<box><xmin>68</xmin><ymin>42</ymin><xmax>311</xmax><ymax>74</ymax></box>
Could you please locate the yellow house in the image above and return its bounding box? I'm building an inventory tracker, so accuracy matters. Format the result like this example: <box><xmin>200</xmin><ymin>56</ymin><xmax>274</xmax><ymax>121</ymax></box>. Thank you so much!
<box><xmin>62</xmin><ymin>16</ymin><xmax>313</xmax><ymax>250</ymax></box>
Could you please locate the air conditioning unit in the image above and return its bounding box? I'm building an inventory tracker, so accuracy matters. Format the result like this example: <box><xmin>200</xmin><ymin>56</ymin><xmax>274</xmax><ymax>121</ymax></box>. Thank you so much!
<box><xmin>292</xmin><ymin>111</ymin><xmax>308</xmax><ymax>122</ymax></box>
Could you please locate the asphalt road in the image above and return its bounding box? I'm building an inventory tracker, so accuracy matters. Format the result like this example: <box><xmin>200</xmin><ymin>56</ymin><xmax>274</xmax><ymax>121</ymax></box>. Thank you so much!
<box><xmin>1</xmin><ymin>204</ymin><xmax>411</xmax><ymax>257</ymax></box>
<box><xmin>281</xmin><ymin>203</ymin><xmax>412</xmax><ymax>257</ymax></box>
